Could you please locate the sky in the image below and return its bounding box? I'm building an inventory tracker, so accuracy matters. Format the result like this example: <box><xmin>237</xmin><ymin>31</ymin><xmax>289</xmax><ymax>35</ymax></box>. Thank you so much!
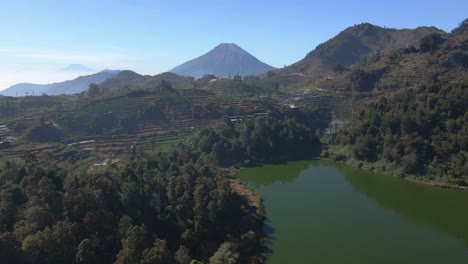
<box><xmin>0</xmin><ymin>0</ymin><xmax>467</xmax><ymax>91</ymax></box>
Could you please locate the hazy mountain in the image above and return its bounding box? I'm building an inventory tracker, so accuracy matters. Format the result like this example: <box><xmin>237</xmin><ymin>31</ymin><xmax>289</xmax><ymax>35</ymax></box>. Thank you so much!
<box><xmin>60</xmin><ymin>64</ymin><xmax>95</xmax><ymax>72</ymax></box>
<box><xmin>99</xmin><ymin>71</ymin><xmax>195</xmax><ymax>92</ymax></box>
<box><xmin>280</xmin><ymin>23</ymin><xmax>446</xmax><ymax>76</ymax></box>
<box><xmin>170</xmin><ymin>43</ymin><xmax>276</xmax><ymax>78</ymax></box>
<box><xmin>0</xmin><ymin>70</ymin><xmax>120</xmax><ymax>96</ymax></box>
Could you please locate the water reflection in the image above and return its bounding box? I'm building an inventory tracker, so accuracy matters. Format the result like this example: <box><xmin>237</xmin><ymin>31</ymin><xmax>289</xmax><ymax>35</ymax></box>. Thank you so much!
<box><xmin>238</xmin><ymin>160</ymin><xmax>468</xmax><ymax>263</ymax></box>
<box><xmin>337</xmin><ymin>161</ymin><xmax>468</xmax><ymax>246</ymax></box>
<box><xmin>237</xmin><ymin>160</ymin><xmax>310</xmax><ymax>187</ymax></box>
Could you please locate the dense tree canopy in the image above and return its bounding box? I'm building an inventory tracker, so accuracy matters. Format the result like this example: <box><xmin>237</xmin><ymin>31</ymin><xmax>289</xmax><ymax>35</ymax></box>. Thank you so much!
<box><xmin>0</xmin><ymin>106</ymin><xmax>326</xmax><ymax>263</ymax></box>
<box><xmin>327</xmin><ymin>82</ymin><xmax>468</xmax><ymax>184</ymax></box>
<box><xmin>0</xmin><ymin>150</ymin><xmax>264</xmax><ymax>263</ymax></box>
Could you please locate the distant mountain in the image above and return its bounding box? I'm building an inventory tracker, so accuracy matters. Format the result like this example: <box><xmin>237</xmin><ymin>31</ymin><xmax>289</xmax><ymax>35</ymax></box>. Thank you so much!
<box><xmin>99</xmin><ymin>71</ymin><xmax>194</xmax><ymax>92</ymax></box>
<box><xmin>280</xmin><ymin>23</ymin><xmax>445</xmax><ymax>76</ymax></box>
<box><xmin>170</xmin><ymin>43</ymin><xmax>276</xmax><ymax>78</ymax></box>
<box><xmin>60</xmin><ymin>64</ymin><xmax>95</xmax><ymax>72</ymax></box>
<box><xmin>0</xmin><ymin>70</ymin><xmax>120</xmax><ymax>96</ymax></box>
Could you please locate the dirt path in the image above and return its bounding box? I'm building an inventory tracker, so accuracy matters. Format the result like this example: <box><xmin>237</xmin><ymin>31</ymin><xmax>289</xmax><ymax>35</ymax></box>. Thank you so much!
<box><xmin>229</xmin><ymin>178</ymin><xmax>262</xmax><ymax>210</ymax></box>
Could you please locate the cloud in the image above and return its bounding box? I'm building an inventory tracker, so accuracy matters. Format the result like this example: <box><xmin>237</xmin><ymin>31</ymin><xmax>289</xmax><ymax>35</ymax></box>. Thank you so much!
<box><xmin>0</xmin><ymin>70</ymin><xmax>84</xmax><ymax>91</ymax></box>
<box><xmin>0</xmin><ymin>46</ymin><xmax>141</xmax><ymax>90</ymax></box>
<box><xmin>0</xmin><ymin>45</ymin><xmax>175</xmax><ymax>91</ymax></box>
<box><xmin>0</xmin><ymin>46</ymin><xmax>136</xmax><ymax>71</ymax></box>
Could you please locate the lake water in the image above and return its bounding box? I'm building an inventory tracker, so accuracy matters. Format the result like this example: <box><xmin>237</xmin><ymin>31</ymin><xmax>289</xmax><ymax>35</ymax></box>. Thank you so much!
<box><xmin>237</xmin><ymin>160</ymin><xmax>468</xmax><ymax>264</ymax></box>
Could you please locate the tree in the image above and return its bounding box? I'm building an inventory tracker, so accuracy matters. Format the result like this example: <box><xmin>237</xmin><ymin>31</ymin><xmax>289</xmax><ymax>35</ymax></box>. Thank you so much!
<box><xmin>266</xmin><ymin>70</ymin><xmax>276</xmax><ymax>77</ymax></box>
<box><xmin>419</xmin><ymin>34</ymin><xmax>444</xmax><ymax>53</ymax></box>
<box><xmin>121</xmin><ymin>115</ymin><xmax>139</xmax><ymax>134</ymax></box>
<box><xmin>151</xmin><ymin>138</ymin><xmax>156</xmax><ymax>154</ymax></box>
<box><xmin>88</xmin><ymin>83</ymin><xmax>100</xmax><ymax>97</ymax></box>
<box><xmin>115</xmin><ymin>225</ymin><xmax>148</xmax><ymax>264</ymax></box>
<box><xmin>332</xmin><ymin>63</ymin><xmax>348</xmax><ymax>72</ymax></box>
<box><xmin>75</xmin><ymin>238</ymin><xmax>98</xmax><ymax>264</ymax></box>
<box><xmin>401</xmin><ymin>152</ymin><xmax>419</xmax><ymax>174</ymax></box>
<box><xmin>159</xmin><ymin>79</ymin><xmax>174</xmax><ymax>92</ymax></box>
<box><xmin>21</xmin><ymin>221</ymin><xmax>77</xmax><ymax>263</ymax></box>
<box><xmin>0</xmin><ymin>232</ymin><xmax>21</xmax><ymax>263</ymax></box>
<box><xmin>209</xmin><ymin>242</ymin><xmax>239</xmax><ymax>264</ymax></box>
<box><xmin>140</xmin><ymin>239</ymin><xmax>171</xmax><ymax>264</ymax></box>
<box><xmin>175</xmin><ymin>245</ymin><xmax>191</xmax><ymax>264</ymax></box>
<box><xmin>0</xmin><ymin>190</ymin><xmax>17</xmax><ymax>232</ymax></box>
<box><xmin>451</xmin><ymin>18</ymin><xmax>468</xmax><ymax>35</ymax></box>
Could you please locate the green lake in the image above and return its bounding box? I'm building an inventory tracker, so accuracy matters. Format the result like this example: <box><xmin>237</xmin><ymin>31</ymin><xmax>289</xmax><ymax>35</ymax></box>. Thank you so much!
<box><xmin>237</xmin><ymin>160</ymin><xmax>468</xmax><ymax>264</ymax></box>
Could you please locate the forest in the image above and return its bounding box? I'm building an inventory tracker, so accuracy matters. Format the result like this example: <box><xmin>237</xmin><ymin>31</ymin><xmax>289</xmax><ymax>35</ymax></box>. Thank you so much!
<box><xmin>193</xmin><ymin>107</ymin><xmax>326</xmax><ymax>167</ymax></box>
<box><xmin>0</xmin><ymin>106</ymin><xmax>326</xmax><ymax>264</ymax></box>
<box><xmin>0</xmin><ymin>147</ymin><xmax>263</xmax><ymax>263</ymax></box>
<box><xmin>325</xmin><ymin>82</ymin><xmax>468</xmax><ymax>184</ymax></box>
<box><xmin>1</xmin><ymin>16</ymin><xmax>467</xmax><ymax>264</ymax></box>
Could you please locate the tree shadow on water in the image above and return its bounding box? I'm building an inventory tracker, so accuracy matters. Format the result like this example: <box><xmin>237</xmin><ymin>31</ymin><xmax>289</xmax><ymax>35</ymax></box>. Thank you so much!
<box><xmin>262</xmin><ymin>221</ymin><xmax>276</xmax><ymax>255</ymax></box>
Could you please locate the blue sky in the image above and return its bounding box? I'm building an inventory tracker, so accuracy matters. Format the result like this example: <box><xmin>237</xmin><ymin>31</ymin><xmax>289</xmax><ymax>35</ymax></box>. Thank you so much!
<box><xmin>0</xmin><ymin>0</ymin><xmax>467</xmax><ymax>89</ymax></box>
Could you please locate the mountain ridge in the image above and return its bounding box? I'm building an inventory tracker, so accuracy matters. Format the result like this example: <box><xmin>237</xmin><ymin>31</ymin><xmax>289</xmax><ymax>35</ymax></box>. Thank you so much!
<box><xmin>314</xmin><ymin>19</ymin><xmax>467</xmax><ymax>97</ymax></box>
<box><xmin>99</xmin><ymin>71</ymin><xmax>195</xmax><ymax>92</ymax></box>
<box><xmin>280</xmin><ymin>23</ymin><xmax>446</xmax><ymax>76</ymax></box>
<box><xmin>0</xmin><ymin>70</ymin><xmax>120</xmax><ymax>96</ymax></box>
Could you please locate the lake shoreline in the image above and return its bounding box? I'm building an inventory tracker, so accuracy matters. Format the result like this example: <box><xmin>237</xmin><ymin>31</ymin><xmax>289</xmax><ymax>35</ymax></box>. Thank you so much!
<box><xmin>237</xmin><ymin>160</ymin><xmax>468</xmax><ymax>263</ymax></box>
<box><xmin>221</xmin><ymin>167</ymin><xmax>266</xmax><ymax>264</ymax></box>
<box><xmin>229</xmin><ymin>157</ymin><xmax>466</xmax><ymax>263</ymax></box>
<box><xmin>319</xmin><ymin>158</ymin><xmax>468</xmax><ymax>191</ymax></box>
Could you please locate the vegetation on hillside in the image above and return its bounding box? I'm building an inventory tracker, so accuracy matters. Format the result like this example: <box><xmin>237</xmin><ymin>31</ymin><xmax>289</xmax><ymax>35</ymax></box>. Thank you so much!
<box><xmin>1</xmin><ymin>19</ymin><xmax>467</xmax><ymax>264</ymax></box>
<box><xmin>193</xmin><ymin>107</ymin><xmax>326</xmax><ymax>167</ymax></box>
<box><xmin>0</xmin><ymin>150</ymin><xmax>264</xmax><ymax>263</ymax></box>
<box><xmin>99</xmin><ymin>71</ymin><xmax>195</xmax><ymax>93</ymax></box>
<box><xmin>325</xmin><ymin>77</ymin><xmax>467</xmax><ymax>185</ymax></box>
<box><xmin>322</xmin><ymin>20</ymin><xmax>468</xmax><ymax>185</ymax></box>
<box><xmin>0</xmin><ymin>105</ymin><xmax>327</xmax><ymax>263</ymax></box>
<box><xmin>280</xmin><ymin>23</ymin><xmax>444</xmax><ymax>76</ymax></box>
<box><xmin>313</xmin><ymin>19</ymin><xmax>466</xmax><ymax>93</ymax></box>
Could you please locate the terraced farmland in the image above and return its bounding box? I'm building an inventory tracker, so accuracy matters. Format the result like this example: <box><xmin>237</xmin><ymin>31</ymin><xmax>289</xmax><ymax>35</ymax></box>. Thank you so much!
<box><xmin>319</xmin><ymin>95</ymin><xmax>353</xmax><ymax>122</ymax></box>
<box><xmin>0</xmin><ymin>88</ymin><xmax>276</xmax><ymax>168</ymax></box>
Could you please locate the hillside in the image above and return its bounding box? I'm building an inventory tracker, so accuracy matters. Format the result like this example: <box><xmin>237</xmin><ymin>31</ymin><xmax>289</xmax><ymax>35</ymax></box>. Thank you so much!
<box><xmin>280</xmin><ymin>23</ymin><xmax>445</xmax><ymax>76</ymax></box>
<box><xmin>99</xmin><ymin>71</ymin><xmax>195</xmax><ymax>92</ymax></box>
<box><xmin>0</xmin><ymin>70</ymin><xmax>120</xmax><ymax>96</ymax></box>
<box><xmin>451</xmin><ymin>18</ymin><xmax>468</xmax><ymax>35</ymax></box>
<box><xmin>0</xmin><ymin>83</ymin><xmax>276</xmax><ymax>166</ymax></box>
<box><xmin>324</xmin><ymin>21</ymin><xmax>468</xmax><ymax>185</ymax></box>
<box><xmin>1</xmin><ymin>20</ymin><xmax>465</xmax><ymax>185</ymax></box>
<box><xmin>318</xmin><ymin>26</ymin><xmax>467</xmax><ymax>93</ymax></box>
<box><xmin>170</xmin><ymin>43</ymin><xmax>276</xmax><ymax>78</ymax></box>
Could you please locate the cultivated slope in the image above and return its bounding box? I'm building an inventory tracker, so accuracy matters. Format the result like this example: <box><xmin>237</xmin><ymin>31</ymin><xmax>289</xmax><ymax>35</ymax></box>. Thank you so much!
<box><xmin>99</xmin><ymin>71</ymin><xmax>195</xmax><ymax>92</ymax></box>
